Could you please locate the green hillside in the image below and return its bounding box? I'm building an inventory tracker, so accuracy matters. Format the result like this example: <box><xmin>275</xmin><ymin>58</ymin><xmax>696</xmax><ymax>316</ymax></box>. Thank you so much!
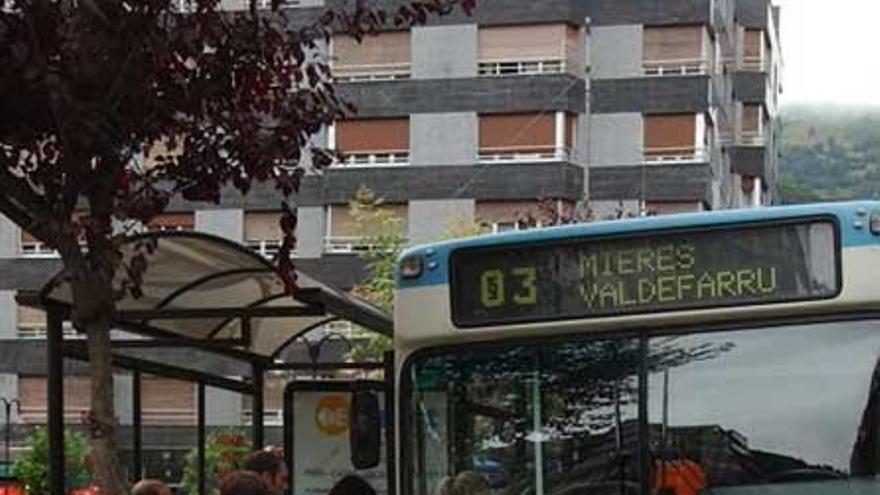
<box><xmin>778</xmin><ymin>105</ymin><xmax>880</xmax><ymax>203</ymax></box>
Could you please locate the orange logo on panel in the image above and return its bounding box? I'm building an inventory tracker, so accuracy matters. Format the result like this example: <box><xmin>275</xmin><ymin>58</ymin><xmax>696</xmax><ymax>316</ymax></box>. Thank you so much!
<box><xmin>315</xmin><ymin>395</ymin><xmax>349</xmax><ymax>436</ymax></box>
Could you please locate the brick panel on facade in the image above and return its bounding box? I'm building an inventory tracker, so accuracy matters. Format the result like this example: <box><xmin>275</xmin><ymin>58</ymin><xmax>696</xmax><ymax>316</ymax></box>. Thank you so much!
<box><xmin>589</xmin><ymin>164</ymin><xmax>713</xmax><ymax>203</ymax></box>
<box><xmin>591</xmin><ymin>76</ymin><xmax>710</xmax><ymax>114</ymax></box>
<box><xmin>584</xmin><ymin>0</ymin><xmax>711</xmax><ymax>26</ymax></box>
<box><xmin>337</xmin><ymin>75</ymin><xmax>585</xmax><ymax>118</ymax></box>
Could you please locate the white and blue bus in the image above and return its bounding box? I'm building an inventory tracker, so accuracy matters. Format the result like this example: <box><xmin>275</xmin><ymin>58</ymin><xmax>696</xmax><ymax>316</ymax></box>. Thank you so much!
<box><xmin>392</xmin><ymin>201</ymin><xmax>880</xmax><ymax>495</ymax></box>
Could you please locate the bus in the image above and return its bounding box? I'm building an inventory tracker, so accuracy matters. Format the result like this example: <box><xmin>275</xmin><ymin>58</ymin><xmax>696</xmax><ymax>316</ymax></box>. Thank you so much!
<box><xmin>389</xmin><ymin>201</ymin><xmax>880</xmax><ymax>495</ymax></box>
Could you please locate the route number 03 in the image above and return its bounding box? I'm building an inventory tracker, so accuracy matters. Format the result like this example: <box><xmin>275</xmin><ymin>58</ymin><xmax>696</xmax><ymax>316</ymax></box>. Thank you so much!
<box><xmin>480</xmin><ymin>267</ymin><xmax>537</xmax><ymax>308</ymax></box>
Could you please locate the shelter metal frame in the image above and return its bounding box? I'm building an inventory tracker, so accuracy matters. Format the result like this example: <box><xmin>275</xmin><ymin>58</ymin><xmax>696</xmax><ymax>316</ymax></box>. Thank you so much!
<box><xmin>15</xmin><ymin>231</ymin><xmax>393</xmax><ymax>495</ymax></box>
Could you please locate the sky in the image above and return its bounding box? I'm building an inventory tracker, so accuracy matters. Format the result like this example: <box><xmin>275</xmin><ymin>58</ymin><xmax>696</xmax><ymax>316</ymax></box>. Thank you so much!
<box><xmin>775</xmin><ymin>0</ymin><xmax>880</xmax><ymax>107</ymax></box>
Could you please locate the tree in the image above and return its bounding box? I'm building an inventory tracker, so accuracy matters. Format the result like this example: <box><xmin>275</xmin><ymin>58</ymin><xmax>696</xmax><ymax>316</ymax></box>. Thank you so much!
<box><xmin>13</xmin><ymin>427</ymin><xmax>91</xmax><ymax>495</ymax></box>
<box><xmin>0</xmin><ymin>1</ymin><xmax>473</xmax><ymax>492</ymax></box>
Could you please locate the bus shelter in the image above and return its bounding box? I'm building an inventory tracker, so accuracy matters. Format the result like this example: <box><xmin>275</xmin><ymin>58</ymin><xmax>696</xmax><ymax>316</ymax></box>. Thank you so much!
<box><xmin>16</xmin><ymin>231</ymin><xmax>393</xmax><ymax>495</ymax></box>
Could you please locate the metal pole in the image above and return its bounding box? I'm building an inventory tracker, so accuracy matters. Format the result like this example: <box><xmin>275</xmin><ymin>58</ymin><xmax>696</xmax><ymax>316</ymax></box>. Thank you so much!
<box><xmin>3</xmin><ymin>399</ymin><xmax>11</xmax><ymax>466</ymax></box>
<box><xmin>638</xmin><ymin>335</ymin><xmax>651</xmax><ymax>495</ymax></box>
<box><xmin>383</xmin><ymin>351</ymin><xmax>396</xmax><ymax>495</ymax></box>
<box><xmin>197</xmin><ymin>383</ymin><xmax>206</xmax><ymax>495</ymax></box>
<box><xmin>133</xmin><ymin>371</ymin><xmax>142</xmax><ymax>481</ymax></box>
<box><xmin>252</xmin><ymin>363</ymin><xmax>264</xmax><ymax>449</ymax></box>
<box><xmin>47</xmin><ymin>307</ymin><xmax>65</xmax><ymax>495</ymax></box>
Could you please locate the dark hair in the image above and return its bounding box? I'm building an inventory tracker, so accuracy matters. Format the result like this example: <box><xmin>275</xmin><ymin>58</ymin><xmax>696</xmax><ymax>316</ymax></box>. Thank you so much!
<box><xmin>328</xmin><ymin>475</ymin><xmax>377</xmax><ymax>495</ymax></box>
<box><xmin>131</xmin><ymin>479</ymin><xmax>169</xmax><ymax>495</ymax></box>
<box><xmin>245</xmin><ymin>450</ymin><xmax>284</xmax><ymax>477</ymax></box>
<box><xmin>220</xmin><ymin>471</ymin><xmax>269</xmax><ymax>495</ymax></box>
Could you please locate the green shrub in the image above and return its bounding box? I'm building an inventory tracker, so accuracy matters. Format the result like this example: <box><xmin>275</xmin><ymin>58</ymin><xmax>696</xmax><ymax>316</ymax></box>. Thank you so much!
<box><xmin>13</xmin><ymin>427</ymin><xmax>91</xmax><ymax>495</ymax></box>
<box><xmin>179</xmin><ymin>431</ymin><xmax>251</xmax><ymax>495</ymax></box>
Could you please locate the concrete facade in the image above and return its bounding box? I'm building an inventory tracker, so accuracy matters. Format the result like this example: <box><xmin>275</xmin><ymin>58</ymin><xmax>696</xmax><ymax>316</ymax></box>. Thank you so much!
<box><xmin>590</xmin><ymin>25</ymin><xmax>642</xmax><ymax>80</ymax></box>
<box><xmin>410</xmin><ymin>113</ymin><xmax>478</xmax><ymax>166</ymax></box>
<box><xmin>195</xmin><ymin>209</ymin><xmax>244</xmax><ymax>243</ymax></box>
<box><xmin>408</xmin><ymin>200</ymin><xmax>475</xmax><ymax>245</ymax></box>
<box><xmin>294</xmin><ymin>206</ymin><xmax>326</xmax><ymax>258</ymax></box>
<box><xmin>205</xmin><ymin>385</ymin><xmax>243</xmax><ymax>426</ymax></box>
<box><xmin>411</xmin><ymin>25</ymin><xmax>478</xmax><ymax>80</ymax></box>
<box><xmin>0</xmin><ymin>217</ymin><xmax>18</xmax><ymax>259</ymax></box>
<box><xmin>0</xmin><ymin>291</ymin><xmax>17</xmax><ymax>340</ymax></box>
<box><xmin>588</xmin><ymin>113</ymin><xmax>643</xmax><ymax>167</ymax></box>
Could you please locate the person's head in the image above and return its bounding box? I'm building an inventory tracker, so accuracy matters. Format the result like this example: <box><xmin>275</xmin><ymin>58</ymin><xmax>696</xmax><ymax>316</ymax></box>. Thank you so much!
<box><xmin>452</xmin><ymin>472</ymin><xmax>489</xmax><ymax>495</ymax></box>
<box><xmin>220</xmin><ymin>471</ymin><xmax>269</xmax><ymax>495</ymax></box>
<box><xmin>244</xmin><ymin>450</ymin><xmax>289</xmax><ymax>495</ymax></box>
<box><xmin>131</xmin><ymin>479</ymin><xmax>171</xmax><ymax>495</ymax></box>
<box><xmin>328</xmin><ymin>475</ymin><xmax>377</xmax><ymax>495</ymax></box>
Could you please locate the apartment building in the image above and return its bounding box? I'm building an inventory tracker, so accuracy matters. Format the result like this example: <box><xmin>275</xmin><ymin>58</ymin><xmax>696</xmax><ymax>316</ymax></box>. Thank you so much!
<box><xmin>0</xmin><ymin>0</ymin><xmax>781</xmax><ymax>480</ymax></box>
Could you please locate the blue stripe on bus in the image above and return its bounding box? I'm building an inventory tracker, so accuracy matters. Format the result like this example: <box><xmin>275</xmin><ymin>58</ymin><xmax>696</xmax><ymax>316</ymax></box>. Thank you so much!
<box><xmin>397</xmin><ymin>201</ymin><xmax>880</xmax><ymax>289</ymax></box>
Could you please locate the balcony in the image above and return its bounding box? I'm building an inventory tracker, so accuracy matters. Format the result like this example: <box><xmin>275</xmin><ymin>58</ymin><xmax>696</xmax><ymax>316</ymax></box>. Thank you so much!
<box><xmin>478</xmin><ymin>58</ymin><xmax>568</xmax><ymax>77</ymax></box>
<box><xmin>332</xmin><ymin>151</ymin><xmax>410</xmax><ymax>168</ymax></box>
<box><xmin>331</xmin><ymin>63</ymin><xmax>411</xmax><ymax>83</ymax></box>
<box><xmin>642</xmin><ymin>59</ymin><xmax>709</xmax><ymax>77</ymax></box>
<box><xmin>20</xmin><ymin>241</ymin><xmax>57</xmax><ymax>258</ymax></box>
<box><xmin>243</xmin><ymin>409</ymin><xmax>284</xmax><ymax>426</ymax></box>
<box><xmin>478</xmin><ymin>145</ymin><xmax>571</xmax><ymax>164</ymax></box>
<box><xmin>644</xmin><ymin>146</ymin><xmax>710</xmax><ymax>164</ymax></box>
<box><xmin>19</xmin><ymin>407</ymin><xmax>195</xmax><ymax>425</ymax></box>
<box><xmin>740</xmin><ymin>56</ymin><xmax>769</xmax><ymax>72</ymax></box>
<box><xmin>17</xmin><ymin>323</ymin><xmax>79</xmax><ymax>340</ymax></box>
<box><xmin>739</xmin><ymin>130</ymin><xmax>766</xmax><ymax>146</ymax></box>
<box><xmin>323</xmin><ymin>236</ymin><xmax>404</xmax><ymax>255</ymax></box>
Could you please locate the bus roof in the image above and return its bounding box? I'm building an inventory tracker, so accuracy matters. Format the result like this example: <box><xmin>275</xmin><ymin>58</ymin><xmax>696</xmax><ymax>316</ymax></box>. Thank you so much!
<box><xmin>397</xmin><ymin>201</ymin><xmax>880</xmax><ymax>289</ymax></box>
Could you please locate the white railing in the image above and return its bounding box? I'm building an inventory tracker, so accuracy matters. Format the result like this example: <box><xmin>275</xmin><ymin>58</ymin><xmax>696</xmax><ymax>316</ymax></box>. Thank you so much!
<box><xmin>740</xmin><ymin>130</ymin><xmax>766</xmax><ymax>146</ymax></box>
<box><xmin>242</xmin><ymin>409</ymin><xmax>284</xmax><ymax>426</ymax></box>
<box><xmin>317</xmin><ymin>320</ymin><xmax>357</xmax><ymax>339</ymax></box>
<box><xmin>20</xmin><ymin>241</ymin><xmax>58</xmax><ymax>258</ymax></box>
<box><xmin>246</xmin><ymin>239</ymin><xmax>283</xmax><ymax>259</ymax></box>
<box><xmin>333</xmin><ymin>152</ymin><xmax>409</xmax><ymax>168</ymax></box>
<box><xmin>323</xmin><ymin>236</ymin><xmax>405</xmax><ymax>254</ymax></box>
<box><xmin>20</xmin><ymin>407</ymin><xmax>196</xmax><ymax>425</ymax></box>
<box><xmin>478</xmin><ymin>59</ymin><xmax>567</xmax><ymax>77</ymax></box>
<box><xmin>478</xmin><ymin>146</ymin><xmax>570</xmax><ymax>164</ymax></box>
<box><xmin>644</xmin><ymin>146</ymin><xmax>710</xmax><ymax>164</ymax></box>
<box><xmin>740</xmin><ymin>56</ymin><xmax>768</xmax><ymax>72</ymax></box>
<box><xmin>642</xmin><ymin>59</ymin><xmax>709</xmax><ymax>77</ymax></box>
<box><xmin>17</xmin><ymin>323</ymin><xmax>80</xmax><ymax>340</ymax></box>
<box><xmin>332</xmin><ymin>63</ymin><xmax>411</xmax><ymax>83</ymax></box>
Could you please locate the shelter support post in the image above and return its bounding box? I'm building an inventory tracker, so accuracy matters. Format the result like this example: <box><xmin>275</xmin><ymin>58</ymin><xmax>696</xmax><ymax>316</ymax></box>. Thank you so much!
<box><xmin>252</xmin><ymin>363</ymin><xmax>265</xmax><ymax>449</ymax></box>
<box><xmin>198</xmin><ymin>383</ymin><xmax>206</xmax><ymax>495</ymax></box>
<box><xmin>384</xmin><ymin>351</ymin><xmax>396</xmax><ymax>495</ymax></box>
<box><xmin>47</xmin><ymin>307</ymin><xmax>65</xmax><ymax>495</ymax></box>
<box><xmin>133</xmin><ymin>371</ymin><xmax>143</xmax><ymax>481</ymax></box>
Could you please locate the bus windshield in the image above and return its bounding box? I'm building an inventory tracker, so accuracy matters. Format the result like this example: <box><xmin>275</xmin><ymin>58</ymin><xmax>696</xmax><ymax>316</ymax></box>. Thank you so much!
<box><xmin>404</xmin><ymin>319</ymin><xmax>880</xmax><ymax>495</ymax></box>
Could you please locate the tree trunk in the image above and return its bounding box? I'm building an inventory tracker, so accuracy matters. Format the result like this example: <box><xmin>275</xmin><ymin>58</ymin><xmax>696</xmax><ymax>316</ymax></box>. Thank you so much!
<box><xmin>71</xmin><ymin>264</ymin><xmax>127</xmax><ymax>495</ymax></box>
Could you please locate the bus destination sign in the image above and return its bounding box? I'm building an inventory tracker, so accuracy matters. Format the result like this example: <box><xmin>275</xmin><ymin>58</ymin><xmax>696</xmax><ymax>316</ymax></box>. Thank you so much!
<box><xmin>450</xmin><ymin>220</ymin><xmax>839</xmax><ymax>327</ymax></box>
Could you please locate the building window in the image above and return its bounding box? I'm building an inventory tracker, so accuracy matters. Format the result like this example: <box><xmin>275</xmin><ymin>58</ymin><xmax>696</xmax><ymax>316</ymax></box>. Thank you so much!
<box><xmin>742</xmin><ymin>29</ymin><xmax>766</xmax><ymax>71</ymax></box>
<box><xmin>644</xmin><ymin>113</ymin><xmax>709</xmax><ymax>163</ymax></box>
<box><xmin>333</xmin><ymin>118</ymin><xmax>410</xmax><ymax>167</ymax></box>
<box><xmin>146</xmin><ymin>213</ymin><xmax>194</xmax><ymax>232</ymax></box>
<box><xmin>476</xmin><ymin>201</ymin><xmax>559</xmax><ymax>233</ymax></box>
<box><xmin>478</xmin><ymin>24</ymin><xmax>586</xmax><ymax>77</ymax></box>
<box><xmin>643</xmin><ymin>25</ymin><xmax>709</xmax><ymax>76</ymax></box>
<box><xmin>478</xmin><ymin>113</ymin><xmax>574</xmax><ymax>163</ymax></box>
<box><xmin>141</xmin><ymin>378</ymin><xmax>196</xmax><ymax>425</ymax></box>
<box><xmin>16</xmin><ymin>305</ymin><xmax>78</xmax><ymax>339</ymax></box>
<box><xmin>245</xmin><ymin>212</ymin><xmax>292</xmax><ymax>259</ymax></box>
<box><xmin>324</xmin><ymin>204</ymin><xmax>407</xmax><ymax>254</ymax></box>
<box><xmin>19</xmin><ymin>229</ymin><xmax>55</xmax><ymax>258</ymax></box>
<box><xmin>19</xmin><ymin>376</ymin><xmax>91</xmax><ymax>424</ymax></box>
<box><xmin>740</xmin><ymin>104</ymin><xmax>765</xmax><ymax>145</ymax></box>
<box><xmin>331</xmin><ymin>31</ymin><xmax>410</xmax><ymax>82</ymax></box>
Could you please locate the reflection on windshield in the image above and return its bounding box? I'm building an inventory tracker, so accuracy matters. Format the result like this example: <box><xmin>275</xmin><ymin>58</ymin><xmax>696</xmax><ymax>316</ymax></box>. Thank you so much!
<box><xmin>405</xmin><ymin>320</ymin><xmax>880</xmax><ymax>495</ymax></box>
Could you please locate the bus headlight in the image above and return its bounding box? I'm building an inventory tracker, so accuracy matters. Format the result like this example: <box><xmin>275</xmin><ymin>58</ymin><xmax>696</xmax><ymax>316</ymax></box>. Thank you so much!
<box><xmin>400</xmin><ymin>255</ymin><xmax>424</xmax><ymax>279</ymax></box>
